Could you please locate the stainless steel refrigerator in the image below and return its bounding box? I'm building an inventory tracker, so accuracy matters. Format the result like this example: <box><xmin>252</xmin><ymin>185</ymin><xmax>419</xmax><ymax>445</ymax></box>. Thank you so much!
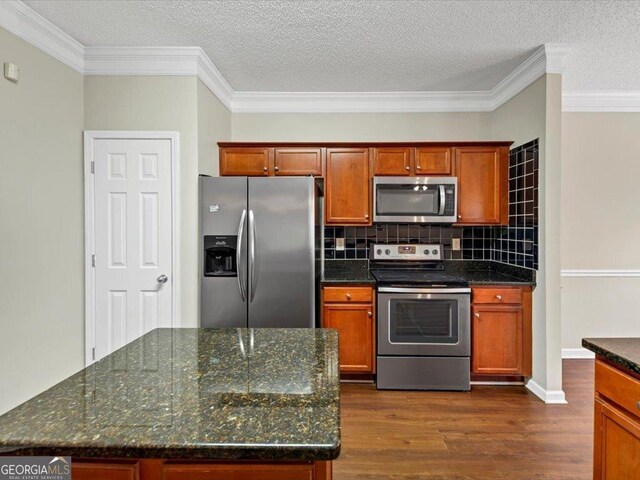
<box><xmin>200</xmin><ymin>176</ymin><xmax>315</xmax><ymax>328</ymax></box>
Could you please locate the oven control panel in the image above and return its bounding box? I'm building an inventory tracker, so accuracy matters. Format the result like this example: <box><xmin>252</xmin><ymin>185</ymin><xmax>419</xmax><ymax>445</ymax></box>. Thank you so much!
<box><xmin>370</xmin><ymin>243</ymin><xmax>443</xmax><ymax>260</ymax></box>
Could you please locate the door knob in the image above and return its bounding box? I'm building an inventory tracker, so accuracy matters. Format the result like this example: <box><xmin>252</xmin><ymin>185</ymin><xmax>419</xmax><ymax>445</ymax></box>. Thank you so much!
<box><xmin>416</xmin><ymin>165</ymin><xmax>421</xmax><ymax>170</ymax></box>
<box><xmin>263</xmin><ymin>166</ymin><xmax>268</xmax><ymax>172</ymax></box>
<box><xmin>346</xmin><ymin>293</ymin><xmax>351</xmax><ymax>300</ymax></box>
<box><xmin>496</xmin><ymin>295</ymin><xmax>502</xmax><ymax>300</ymax></box>
<box><xmin>157</xmin><ymin>274</ymin><xmax>168</xmax><ymax>284</ymax></box>
<box><xmin>274</xmin><ymin>166</ymin><xmax>280</xmax><ymax>171</ymax></box>
<box><xmin>405</xmin><ymin>166</ymin><xmax>410</xmax><ymax>171</ymax></box>
<box><xmin>474</xmin><ymin>313</ymin><xmax>480</xmax><ymax>317</ymax></box>
<box><xmin>368</xmin><ymin>311</ymin><xmax>373</xmax><ymax>317</ymax></box>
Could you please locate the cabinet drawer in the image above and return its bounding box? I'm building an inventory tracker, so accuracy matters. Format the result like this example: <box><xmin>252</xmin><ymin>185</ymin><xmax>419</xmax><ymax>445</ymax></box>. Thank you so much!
<box><xmin>472</xmin><ymin>287</ymin><xmax>522</xmax><ymax>304</ymax></box>
<box><xmin>323</xmin><ymin>286</ymin><xmax>373</xmax><ymax>303</ymax></box>
<box><xmin>596</xmin><ymin>360</ymin><xmax>640</xmax><ymax>416</ymax></box>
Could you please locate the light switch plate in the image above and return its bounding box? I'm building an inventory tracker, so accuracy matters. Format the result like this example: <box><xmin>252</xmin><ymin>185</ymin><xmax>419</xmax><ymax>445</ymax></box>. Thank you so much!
<box><xmin>4</xmin><ymin>62</ymin><xmax>19</xmax><ymax>83</ymax></box>
<box><xmin>336</xmin><ymin>238</ymin><xmax>345</xmax><ymax>251</ymax></box>
<box><xmin>452</xmin><ymin>238</ymin><xmax>461</xmax><ymax>251</ymax></box>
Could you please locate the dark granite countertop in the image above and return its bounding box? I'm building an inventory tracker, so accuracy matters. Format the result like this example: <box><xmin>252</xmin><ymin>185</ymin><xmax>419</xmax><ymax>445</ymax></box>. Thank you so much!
<box><xmin>444</xmin><ymin>261</ymin><xmax>536</xmax><ymax>286</ymax></box>
<box><xmin>0</xmin><ymin>328</ymin><xmax>340</xmax><ymax>461</ymax></box>
<box><xmin>321</xmin><ymin>260</ymin><xmax>534</xmax><ymax>286</ymax></box>
<box><xmin>582</xmin><ymin>338</ymin><xmax>640</xmax><ymax>376</ymax></box>
<box><xmin>321</xmin><ymin>260</ymin><xmax>376</xmax><ymax>285</ymax></box>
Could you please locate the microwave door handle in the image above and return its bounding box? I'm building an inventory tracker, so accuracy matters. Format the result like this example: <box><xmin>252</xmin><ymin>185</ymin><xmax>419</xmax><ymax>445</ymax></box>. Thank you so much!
<box><xmin>438</xmin><ymin>185</ymin><xmax>446</xmax><ymax>215</ymax></box>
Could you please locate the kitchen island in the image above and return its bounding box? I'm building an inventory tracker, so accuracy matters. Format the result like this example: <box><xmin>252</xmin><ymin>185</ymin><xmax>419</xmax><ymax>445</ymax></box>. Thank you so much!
<box><xmin>582</xmin><ymin>337</ymin><xmax>640</xmax><ymax>479</ymax></box>
<box><xmin>0</xmin><ymin>328</ymin><xmax>340</xmax><ymax>479</ymax></box>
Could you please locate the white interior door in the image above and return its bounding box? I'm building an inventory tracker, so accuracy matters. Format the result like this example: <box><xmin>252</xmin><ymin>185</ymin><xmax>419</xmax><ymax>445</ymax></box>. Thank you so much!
<box><xmin>91</xmin><ymin>138</ymin><xmax>173</xmax><ymax>361</ymax></box>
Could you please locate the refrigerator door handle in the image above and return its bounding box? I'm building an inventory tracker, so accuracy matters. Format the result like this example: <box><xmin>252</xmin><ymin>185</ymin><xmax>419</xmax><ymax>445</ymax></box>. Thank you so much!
<box><xmin>248</xmin><ymin>209</ymin><xmax>257</xmax><ymax>303</ymax></box>
<box><xmin>236</xmin><ymin>209</ymin><xmax>247</xmax><ymax>302</ymax></box>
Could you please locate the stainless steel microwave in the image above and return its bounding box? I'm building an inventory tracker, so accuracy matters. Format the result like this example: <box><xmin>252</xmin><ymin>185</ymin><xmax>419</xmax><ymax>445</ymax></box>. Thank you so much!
<box><xmin>373</xmin><ymin>177</ymin><xmax>458</xmax><ymax>223</ymax></box>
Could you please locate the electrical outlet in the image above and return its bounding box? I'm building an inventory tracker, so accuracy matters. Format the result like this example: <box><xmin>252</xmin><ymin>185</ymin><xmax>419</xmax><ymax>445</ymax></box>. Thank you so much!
<box><xmin>452</xmin><ymin>238</ymin><xmax>461</xmax><ymax>251</ymax></box>
<box><xmin>336</xmin><ymin>238</ymin><xmax>345</xmax><ymax>251</ymax></box>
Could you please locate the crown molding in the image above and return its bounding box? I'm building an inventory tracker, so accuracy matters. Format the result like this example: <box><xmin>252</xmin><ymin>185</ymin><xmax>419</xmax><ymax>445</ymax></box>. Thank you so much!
<box><xmin>0</xmin><ymin>0</ymin><xmax>84</xmax><ymax>72</ymax></box>
<box><xmin>230</xmin><ymin>90</ymin><xmax>492</xmax><ymax>113</ymax></box>
<box><xmin>14</xmin><ymin>2</ymin><xmax>633</xmax><ymax>114</ymax></box>
<box><xmin>562</xmin><ymin>91</ymin><xmax>640</xmax><ymax>112</ymax></box>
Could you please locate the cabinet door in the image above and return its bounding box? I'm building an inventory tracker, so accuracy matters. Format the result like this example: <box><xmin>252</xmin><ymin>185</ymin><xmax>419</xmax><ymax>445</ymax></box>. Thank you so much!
<box><xmin>372</xmin><ymin>147</ymin><xmax>413</xmax><ymax>176</ymax></box>
<box><xmin>325</xmin><ymin>148</ymin><xmax>371</xmax><ymax>225</ymax></box>
<box><xmin>453</xmin><ymin>146</ymin><xmax>508</xmax><ymax>224</ymax></box>
<box><xmin>162</xmin><ymin>463</ymin><xmax>315</xmax><ymax>480</ymax></box>
<box><xmin>220</xmin><ymin>147</ymin><xmax>273</xmax><ymax>176</ymax></box>
<box><xmin>594</xmin><ymin>399</ymin><xmax>640</xmax><ymax>480</ymax></box>
<box><xmin>72</xmin><ymin>461</ymin><xmax>139</xmax><ymax>480</ymax></box>
<box><xmin>472</xmin><ymin>305</ymin><xmax>523</xmax><ymax>375</ymax></box>
<box><xmin>274</xmin><ymin>147</ymin><xmax>323</xmax><ymax>176</ymax></box>
<box><xmin>322</xmin><ymin>303</ymin><xmax>374</xmax><ymax>373</ymax></box>
<box><xmin>415</xmin><ymin>147</ymin><xmax>452</xmax><ymax>175</ymax></box>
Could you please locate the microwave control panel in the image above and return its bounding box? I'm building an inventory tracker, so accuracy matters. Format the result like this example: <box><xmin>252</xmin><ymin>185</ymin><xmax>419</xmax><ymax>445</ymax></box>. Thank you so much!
<box><xmin>370</xmin><ymin>243</ymin><xmax>443</xmax><ymax>261</ymax></box>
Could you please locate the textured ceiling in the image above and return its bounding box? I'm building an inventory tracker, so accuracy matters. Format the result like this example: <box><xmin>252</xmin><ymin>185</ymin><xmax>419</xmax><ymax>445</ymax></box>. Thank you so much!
<box><xmin>23</xmin><ymin>0</ymin><xmax>640</xmax><ymax>92</ymax></box>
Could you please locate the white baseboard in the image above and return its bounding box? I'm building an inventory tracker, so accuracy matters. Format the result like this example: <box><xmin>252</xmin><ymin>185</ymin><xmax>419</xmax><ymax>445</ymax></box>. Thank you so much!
<box><xmin>562</xmin><ymin>348</ymin><xmax>595</xmax><ymax>359</ymax></box>
<box><xmin>526</xmin><ymin>379</ymin><xmax>568</xmax><ymax>404</ymax></box>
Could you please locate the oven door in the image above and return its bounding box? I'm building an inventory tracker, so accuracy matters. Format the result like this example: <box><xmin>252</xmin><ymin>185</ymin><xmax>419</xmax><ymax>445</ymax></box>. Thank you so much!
<box><xmin>373</xmin><ymin>177</ymin><xmax>457</xmax><ymax>223</ymax></box>
<box><xmin>377</xmin><ymin>288</ymin><xmax>470</xmax><ymax>357</ymax></box>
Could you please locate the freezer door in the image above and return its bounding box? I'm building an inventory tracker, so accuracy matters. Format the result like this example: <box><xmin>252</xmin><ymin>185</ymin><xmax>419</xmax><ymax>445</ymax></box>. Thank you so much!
<box><xmin>200</xmin><ymin>176</ymin><xmax>248</xmax><ymax>328</ymax></box>
<box><xmin>247</xmin><ymin>177</ymin><xmax>315</xmax><ymax>328</ymax></box>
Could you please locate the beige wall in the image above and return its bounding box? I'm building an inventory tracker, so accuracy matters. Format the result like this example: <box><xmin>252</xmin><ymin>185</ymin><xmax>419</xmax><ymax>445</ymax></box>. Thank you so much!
<box><xmin>490</xmin><ymin>75</ymin><xmax>564</xmax><ymax>398</ymax></box>
<box><xmin>561</xmin><ymin>113</ymin><xmax>640</xmax><ymax>349</ymax></box>
<box><xmin>197</xmin><ymin>79</ymin><xmax>231</xmax><ymax>177</ymax></box>
<box><xmin>231</xmin><ymin>112</ymin><xmax>492</xmax><ymax>142</ymax></box>
<box><xmin>0</xmin><ymin>27</ymin><xmax>85</xmax><ymax>414</ymax></box>
<box><xmin>84</xmin><ymin>76</ymin><xmax>200</xmax><ymax>327</ymax></box>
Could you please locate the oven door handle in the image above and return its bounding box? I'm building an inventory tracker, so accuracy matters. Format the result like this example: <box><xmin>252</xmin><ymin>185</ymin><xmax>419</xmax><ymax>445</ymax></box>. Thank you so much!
<box><xmin>378</xmin><ymin>287</ymin><xmax>471</xmax><ymax>294</ymax></box>
<box><xmin>438</xmin><ymin>185</ymin><xmax>446</xmax><ymax>216</ymax></box>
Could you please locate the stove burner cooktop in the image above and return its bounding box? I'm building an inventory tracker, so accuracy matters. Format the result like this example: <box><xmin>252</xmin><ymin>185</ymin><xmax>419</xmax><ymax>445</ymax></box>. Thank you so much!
<box><xmin>370</xmin><ymin>269</ymin><xmax>469</xmax><ymax>287</ymax></box>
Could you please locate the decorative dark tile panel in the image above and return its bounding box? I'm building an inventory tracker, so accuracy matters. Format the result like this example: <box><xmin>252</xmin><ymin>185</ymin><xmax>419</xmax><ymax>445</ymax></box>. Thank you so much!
<box><xmin>492</xmin><ymin>139</ymin><xmax>539</xmax><ymax>270</ymax></box>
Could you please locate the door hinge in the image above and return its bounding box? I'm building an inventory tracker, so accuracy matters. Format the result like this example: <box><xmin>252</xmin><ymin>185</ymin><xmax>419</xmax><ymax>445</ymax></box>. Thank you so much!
<box><xmin>91</xmin><ymin>254</ymin><xmax>95</xmax><ymax>267</ymax></box>
<box><xmin>90</xmin><ymin>161</ymin><xmax>95</xmax><ymax>174</ymax></box>
<box><xmin>92</xmin><ymin>347</ymin><xmax>96</xmax><ymax>361</ymax></box>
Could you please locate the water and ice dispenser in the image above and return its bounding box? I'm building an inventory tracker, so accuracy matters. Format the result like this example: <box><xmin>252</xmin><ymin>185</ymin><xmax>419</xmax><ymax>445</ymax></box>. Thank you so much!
<box><xmin>203</xmin><ymin>235</ymin><xmax>237</xmax><ymax>277</ymax></box>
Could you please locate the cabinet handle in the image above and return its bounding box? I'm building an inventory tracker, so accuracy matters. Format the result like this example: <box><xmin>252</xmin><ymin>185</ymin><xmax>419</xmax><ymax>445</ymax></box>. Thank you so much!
<box><xmin>263</xmin><ymin>166</ymin><xmax>268</xmax><ymax>172</ymax></box>
<box><xmin>346</xmin><ymin>293</ymin><xmax>351</xmax><ymax>300</ymax></box>
<box><xmin>474</xmin><ymin>313</ymin><xmax>480</xmax><ymax>317</ymax></box>
<box><xmin>405</xmin><ymin>165</ymin><xmax>410</xmax><ymax>171</ymax></box>
<box><xmin>416</xmin><ymin>165</ymin><xmax>421</xmax><ymax>170</ymax></box>
<box><xmin>365</xmin><ymin>214</ymin><xmax>369</xmax><ymax>219</ymax></box>
<box><xmin>496</xmin><ymin>295</ymin><xmax>502</xmax><ymax>300</ymax></box>
<box><xmin>458</xmin><ymin>214</ymin><xmax>462</xmax><ymax>219</ymax></box>
<box><xmin>368</xmin><ymin>311</ymin><xmax>373</xmax><ymax>317</ymax></box>
<box><xmin>274</xmin><ymin>165</ymin><xmax>279</xmax><ymax>172</ymax></box>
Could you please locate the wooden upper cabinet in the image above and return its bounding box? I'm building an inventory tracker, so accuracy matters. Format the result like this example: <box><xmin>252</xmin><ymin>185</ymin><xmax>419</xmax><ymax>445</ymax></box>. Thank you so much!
<box><xmin>325</xmin><ymin>148</ymin><xmax>371</xmax><ymax>225</ymax></box>
<box><xmin>454</xmin><ymin>146</ymin><xmax>508</xmax><ymax>224</ymax></box>
<box><xmin>274</xmin><ymin>147</ymin><xmax>324</xmax><ymax>176</ymax></box>
<box><xmin>220</xmin><ymin>147</ymin><xmax>273</xmax><ymax>176</ymax></box>
<box><xmin>372</xmin><ymin>147</ymin><xmax>414</xmax><ymax>176</ymax></box>
<box><xmin>415</xmin><ymin>147</ymin><xmax>452</xmax><ymax>175</ymax></box>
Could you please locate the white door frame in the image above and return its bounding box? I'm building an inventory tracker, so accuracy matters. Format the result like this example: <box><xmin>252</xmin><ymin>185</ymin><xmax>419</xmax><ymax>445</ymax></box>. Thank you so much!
<box><xmin>83</xmin><ymin>131</ymin><xmax>181</xmax><ymax>365</ymax></box>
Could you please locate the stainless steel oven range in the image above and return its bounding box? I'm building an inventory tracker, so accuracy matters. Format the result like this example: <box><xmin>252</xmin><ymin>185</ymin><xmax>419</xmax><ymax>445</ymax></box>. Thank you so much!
<box><xmin>370</xmin><ymin>244</ymin><xmax>471</xmax><ymax>391</ymax></box>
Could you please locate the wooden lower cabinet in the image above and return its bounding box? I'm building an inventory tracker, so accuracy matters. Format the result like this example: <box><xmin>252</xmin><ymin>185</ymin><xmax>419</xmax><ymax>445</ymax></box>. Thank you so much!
<box><xmin>593</xmin><ymin>360</ymin><xmax>640</xmax><ymax>480</ymax></box>
<box><xmin>471</xmin><ymin>286</ymin><xmax>532</xmax><ymax>377</ymax></box>
<box><xmin>72</xmin><ymin>459</ymin><xmax>332</xmax><ymax>480</ymax></box>
<box><xmin>321</xmin><ymin>286</ymin><xmax>375</xmax><ymax>374</ymax></box>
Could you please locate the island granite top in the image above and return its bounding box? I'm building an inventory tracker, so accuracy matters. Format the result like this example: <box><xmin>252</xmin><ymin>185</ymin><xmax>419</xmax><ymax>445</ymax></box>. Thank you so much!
<box><xmin>582</xmin><ymin>337</ymin><xmax>640</xmax><ymax>376</ymax></box>
<box><xmin>0</xmin><ymin>328</ymin><xmax>340</xmax><ymax>461</ymax></box>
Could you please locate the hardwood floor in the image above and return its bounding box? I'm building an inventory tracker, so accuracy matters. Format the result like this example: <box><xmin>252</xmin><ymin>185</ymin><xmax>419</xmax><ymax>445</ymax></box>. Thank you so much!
<box><xmin>336</xmin><ymin>359</ymin><xmax>594</xmax><ymax>479</ymax></box>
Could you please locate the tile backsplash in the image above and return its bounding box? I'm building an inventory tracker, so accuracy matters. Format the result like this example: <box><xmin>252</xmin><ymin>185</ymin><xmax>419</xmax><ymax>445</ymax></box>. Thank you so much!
<box><xmin>323</xmin><ymin>139</ymin><xmax>539</xmax><ymax>270</ymax></box>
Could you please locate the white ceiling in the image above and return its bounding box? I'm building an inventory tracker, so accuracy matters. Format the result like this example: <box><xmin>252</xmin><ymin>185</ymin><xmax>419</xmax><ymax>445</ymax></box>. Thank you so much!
<box><xmin>21</xmin><ymin>0</ymin><xmax>640</xmax><ymax>93</ymax></box>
